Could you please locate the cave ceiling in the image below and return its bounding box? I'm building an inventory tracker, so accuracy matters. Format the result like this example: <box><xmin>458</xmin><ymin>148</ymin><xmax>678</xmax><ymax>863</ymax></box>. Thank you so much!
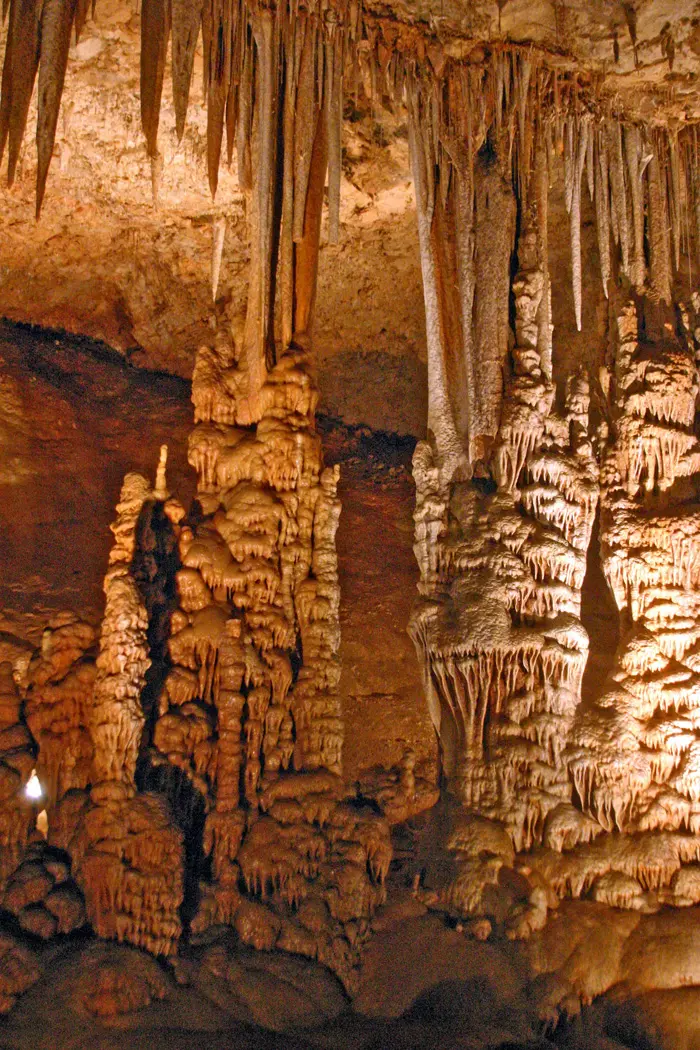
<box><xmin>0</xmin><ymin>0</ymin><xmax>698</xmax><ymax>393</ymax></box>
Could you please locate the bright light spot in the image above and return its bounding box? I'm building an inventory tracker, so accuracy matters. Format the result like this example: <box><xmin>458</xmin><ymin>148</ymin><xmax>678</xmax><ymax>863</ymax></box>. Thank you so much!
<box><xmin>25</xmin><ymin>770</ymin><xmax>43</xmax><ymax>802</ymax></box>
<box><xmin>36</xmin><ymin>810</ymin><xmax>48</xmax><ymax>839</ymax></box>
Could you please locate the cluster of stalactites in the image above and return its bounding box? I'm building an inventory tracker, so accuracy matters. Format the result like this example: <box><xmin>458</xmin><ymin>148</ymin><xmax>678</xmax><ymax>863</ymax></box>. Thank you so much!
<box><xmin>571</xmin><ymin>118</ymin><xmax>699</xmax><ymax>322</ymax></box>
<box><xmin>0</xmin><ymin>0</ymin><xmax>95</xmax><ymax>215</ymax></box>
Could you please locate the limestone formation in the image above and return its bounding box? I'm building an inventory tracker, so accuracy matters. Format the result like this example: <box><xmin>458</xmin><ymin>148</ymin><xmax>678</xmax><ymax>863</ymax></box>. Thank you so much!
<box><xmin>0</xmin><ymin>932</ymin><xmax>39</xmax><ymax>1014</ymax></box>
<box><xmin>410</xmin><ymin>194</ymin><xmax>599</xmax><ymax>887</ymax></box>
<box><xmin>24</xmin><ymin>614</ymin><xmax>96</xmax><ymax>811</ymax></box>
<box><xmin>0</xmin><ymin>663</ymin><xmax>36</xmax><ymax>890</ymax></box>
<box><xmin>71</xmin><ymin>471</ymin><xmax>184</xmax><ymax>958</ymax></box>
<box><xmin>149</xmin><ymin>336</ymin><xmax>390</xmax><ymax>990</ymax></box>
<box><xmin>543</xmin><ymin>293</ymin><xmax>700</xmax><ymax>909</ymax></box>
<box><xmin>3</xmin><ymin>5</ymin><xmax>700</xmax><ymax>1041</ymax></box>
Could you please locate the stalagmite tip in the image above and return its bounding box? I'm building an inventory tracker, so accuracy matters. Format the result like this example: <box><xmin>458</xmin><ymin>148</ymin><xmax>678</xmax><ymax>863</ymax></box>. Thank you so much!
<box><xmin>154</xmin><ymin>444</ymin><xmax>169</xmax><ymax>501</ymax></box>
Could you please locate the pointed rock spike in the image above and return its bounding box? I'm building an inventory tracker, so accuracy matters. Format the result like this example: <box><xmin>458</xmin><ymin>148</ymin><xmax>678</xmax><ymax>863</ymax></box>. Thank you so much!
<box><xmin>172</xmin><ymin>0</ymin><xmax>204</xmax><ymax>142</ymax></box>
<box><xmin>6</xmin><ymin>0</ymin><xmax>42</xmax><ymax>187</ymax></box>
<box><xmin>0</xmin><ymin>0</ymin><xmax>16</xmax><ymax>167</ymax></box>
<box><xmin>36</xmin><ymin>0</ymin><xmax>79</xmax><ymax>218</ymax></box>
<box><xmin>140</xmin><ymin>0</ymin><xmax>171</xmax><ymax>158</ymax></box>
<box><xmin>74</xmin><ymin>0</ymin><xmax>90</xmax><ymax>43</ymax></box>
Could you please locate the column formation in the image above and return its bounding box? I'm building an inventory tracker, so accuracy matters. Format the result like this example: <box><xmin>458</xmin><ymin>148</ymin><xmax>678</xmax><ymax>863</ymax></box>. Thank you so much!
<box><xmin>150</xmin><ymin>339</ymin><xmax>390</xmax><ymax>990</ymax></box>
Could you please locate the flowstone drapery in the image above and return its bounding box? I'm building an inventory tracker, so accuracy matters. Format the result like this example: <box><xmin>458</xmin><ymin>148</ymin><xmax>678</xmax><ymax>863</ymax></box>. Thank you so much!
<box><xmin>70</xmin><ymin>471</ymin><xmax>185</xmax><ymax>957</ymax></box>
<box><xmin>528</xmin><ymin>294</ymin><xmax>700</xmax><ymax>910</ymax></box>
<box><xmin>147</xmin><ymin>339</ymin><xmax>390</xmax><ymax>988</ymax></box>
<box><xmin>407</xmin><ymin>77</ymin><xmax>700</xmax><ymax>924</ymax></box>
<box><xmin>409</xmin><ymin>180</ymin><xmax>599</xmax><ymax>931</ymax></box>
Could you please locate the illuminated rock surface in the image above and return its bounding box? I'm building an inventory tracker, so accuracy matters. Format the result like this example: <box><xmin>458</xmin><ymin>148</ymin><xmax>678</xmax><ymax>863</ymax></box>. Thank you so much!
<box><xmin>1</xmin><ymin>0</ymin><xmax>700</xmax><ymax>1046</ymax></box>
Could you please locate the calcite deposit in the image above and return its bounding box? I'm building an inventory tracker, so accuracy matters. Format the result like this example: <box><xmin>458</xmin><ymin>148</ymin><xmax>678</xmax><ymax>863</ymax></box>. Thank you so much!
<box><xmin>2</xmin><ymin>0</ymin><xmax>700</xmax><ymax>1045</ymax></box>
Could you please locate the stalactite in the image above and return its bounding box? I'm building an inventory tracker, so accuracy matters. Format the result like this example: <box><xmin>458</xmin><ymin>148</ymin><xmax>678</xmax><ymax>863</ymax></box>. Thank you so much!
<box><xmin>624</xmin><ymin>123</ymin><xmax>647</xmax><ymax>291</ymax></box>
<box><xmin>256</xmin><ymin>6</ymin><xmax>278</xmax><ymax>350</ymax></box>
<box><xmin>211</xmin><ymin>215</ymin><xmax>226</xmax><ymax>301</ymax></box>
<box><xmin>35</xmin><ymin>0</ymin><xmax>78</xmax><ymax>217</ymax></box>
<box><xmin>0</xmin><ymin>0</ymin><xmax>42</xmax><ymax>186</ymax></box>
<box><xmin>74</xmin><ymin>0</ymin><xmax>91</xmax><ymax>43</ymax></box>
<box><xmin>172</xmin><ymin>0</ymin><xmax>205</xmax><ymax>142</ymax></box>
<box><xmin>293</xmin><ymin>20</ymin><xmax>318</xmax><ymax>244</ymax></box>
<box><xmin>473</xmin><ymin>147</ymin><xmax>517</xmax><ymax>447</ymax></box>
<box><xmin>407</xmin><ymin>81</ymin><xmax>465</xmax><ymax>481</ymax></box>
<box><xmin>668</xmin><ymin>130</ymin><xmax>682</xmax><ymax>273</ymax></box>
<box><xmin>236</xmin><ymin>28</ymin><xmax>253</xmax><ymax>191</ymax></box>
<box><xmin>206</xmin><ymin>0</ymin><xmax>235</xmax><ymax>198</ymax></box>
<box><xmin>326</xmin><ymin>32</ymin><xmax>342</xmax><ymax>245</ymax></box>
<box><xmin>279</xmin><ymin>20</ymin><xmax>298</xmax><ymax>351</ymax></box>
<box><xmin>594</xmin><ymin>128</ymin><xmax>611</xmax><ymax>297</ymax></box>
<box><xmin>585</xmin><ymin>117</ymin><xmax>594</xmax><ymax>202</ymax></box>
<box><xmin>647</xmin><ymin>138</ymin><xmax>672</xmax><ymax>304</ymax></box>
<box><xmin>533</xmin><ymin>128</ymin><xmax>552</xmax><ymax>379</ymax></box>
<box><xmin>567</xmin><ymin>117</ymin><xmax>589</xmax><ymax>332</ymax></box>
<box><xmin>140</xmin><ymin>0</ymin><xmax>171</xmax><ymax>159</ymax></box>
<box><xmin>607</xmin><ymin>118</ymin><xmax>630</xmax><ymax>276</ymax></box>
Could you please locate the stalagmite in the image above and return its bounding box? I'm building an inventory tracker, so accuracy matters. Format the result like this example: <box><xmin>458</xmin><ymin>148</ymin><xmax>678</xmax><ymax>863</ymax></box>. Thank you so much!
<box><xmin>536</xmin><ymin>291</ymin><xmax>700</xmax><ymax>907</ymax></box>
<box><xmin>0</xmin><ymin>664</ymin><xmax>36</xmax><ymax>891</ymax></box>
<box><xmin>71</xmin><ymin>469</ymin><xmax>185</xmax><ymax>957</ymax></box>
<box><xmin>24</xmin><ymin>615</ymin><xmax>96</xmax><ymax>809</ymax></box>
<box><xmin>175</xmin><ymin>333</ymin><xmax>389</xmax><ymax>988</ymax></box>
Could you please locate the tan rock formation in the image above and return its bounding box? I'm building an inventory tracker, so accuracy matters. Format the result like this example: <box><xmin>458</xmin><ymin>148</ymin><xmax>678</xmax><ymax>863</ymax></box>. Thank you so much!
<box><xmin>546</xmin><ymin>293</ymin><xmax>700</xmax><ymax>909</ymax></box>
<box><xmin>71</xmin><ymin>470</ymin><xmax>184</xmax><ymax>958</ymax></box>
<box><xmin>152</xmin><ymin>338</ymin><xmax>390</xmax><ymax>990</ymax></box>
<box><xmin>0</xmin><ymin>663</ymin><xmax>36</xmax><ymax>890</ymax></box>
<box><xmin>24</xmin><ymin>614</ymin><xmax>96</xmax><ymax>809</ymax></box>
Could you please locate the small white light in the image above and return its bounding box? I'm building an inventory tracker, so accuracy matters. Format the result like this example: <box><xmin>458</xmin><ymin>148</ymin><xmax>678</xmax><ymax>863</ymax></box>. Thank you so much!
<box><xmin>25</xmin><ymin>770</ymin><xmax>43</xmax><ymax>802</ymax></box>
